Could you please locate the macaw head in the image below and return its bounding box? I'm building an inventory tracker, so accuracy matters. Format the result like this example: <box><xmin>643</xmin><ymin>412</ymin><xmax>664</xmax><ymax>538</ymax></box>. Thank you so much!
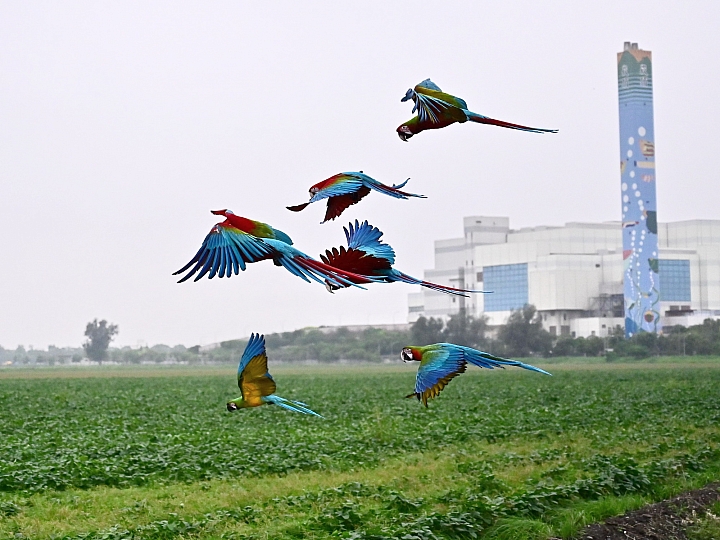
<box><xmin>401</xmin><ymin>347</ymin><xmax>418</xmax><ymax>362</ymax></box>
<box><xmin>211</xmin><ymin>209</ymin><xmax>234</xmax><ymax>216</ymax></box>
<box><xmin>401</xmin><ymin>88</ymin><xmax>414</xmax><ymax>102</ymax></box>
<box><xmin>397</xmin><ymin>124</ymin><xmax>414</xmax><ymax>142</ymax></box>
<box><xmin>226</xmin><ymin>399</ymin><xmax>241</xmax><ymax>412</ymax></box>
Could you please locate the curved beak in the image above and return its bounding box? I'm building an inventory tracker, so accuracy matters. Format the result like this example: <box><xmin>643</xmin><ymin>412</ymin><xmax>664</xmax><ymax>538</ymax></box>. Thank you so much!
<box><xmin>397</xmin><ymin>131</ymin><xmax>410</xmax><ymax>142</ymax></box>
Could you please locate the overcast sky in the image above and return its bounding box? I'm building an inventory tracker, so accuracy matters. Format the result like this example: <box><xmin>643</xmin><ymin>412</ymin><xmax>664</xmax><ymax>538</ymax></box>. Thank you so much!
<box><xmin>1</xmin><ymin>1</ymin><xmax>719</xmax><ymax>349</ymax></box>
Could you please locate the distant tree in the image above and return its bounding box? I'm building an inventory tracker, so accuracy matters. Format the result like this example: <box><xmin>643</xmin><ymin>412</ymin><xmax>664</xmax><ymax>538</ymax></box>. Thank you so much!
<box><xmin>551</xmin><ymin>336</ymin><xmax>577</xmax><ymax>357</ymax></box>
<box><xmin>83</xmin><ymin>319</ymin><xmax>118</xmax><ymax>364</ymax></box>
<box><xmin>442</xmin><ymin>310</ymin><xmax>489</xmax><ymax>349</ymax></box>
<box><xmin>497</xmin><ymin>304</ymin><xmax>552</xmax><ymax>357</ymax></box>
<box><xmin>411</xmin><ymin>316</ymin><xmax>445</xmax><ymax>345</ymax></box>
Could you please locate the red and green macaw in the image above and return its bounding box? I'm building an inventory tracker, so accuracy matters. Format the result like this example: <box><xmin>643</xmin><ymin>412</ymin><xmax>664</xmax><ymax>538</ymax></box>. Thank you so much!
<box><xmin>227</xmin><ymin>333</ymin><xmax>322</xmax><ymax>417</ymax></box>
<box><xmin>319</xmin><ymin>220</ymin><xmax>487</xmax><ymax>296</ymax></box>
<box><xmin>401</xmin><ymin>343</ymin><xmax>551</xmax><ymax>407</ymax></box>
<box><xmin>287</xmin><ymin>171</ymin><xmax>425</xmax><ymax>223</ymax></box>
<box><xmin>397</xmin><ymin>79</ymin><xmax>558</xmax><ymax>141</ymax></box>
<box><xmin>173</xmin><ymin>210</ymin><xmax>378</xmax><ymax>289</ymax></box>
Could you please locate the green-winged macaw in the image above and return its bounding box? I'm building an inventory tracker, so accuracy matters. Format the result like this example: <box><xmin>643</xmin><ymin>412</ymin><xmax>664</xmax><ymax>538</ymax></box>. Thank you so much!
<box><xmin>319</xmin><ymin>220</ymin><xmax>488</xmax><ymax>296</ymax></box>
<box><xmin>287</xmin><ymin>171</ymin><xmax>425</xmax><ymax>223</ymax></box>
<box><xmin>173</xmin><ymin>209</ymin><xmax>379</xmax><ymax>290</ymax></box>
<box><xmin>401</xmin><ymin>343</ymin><xmax>551</xmax><ymax>406</ymax></box>
<box><xmin>397</xmin><ymin>79</ymin><xmax>558</xmax><ymax>141</ymax></box>
<box><xmin>227</xmin><ymin>333</ymin><xmax>323</xmax><ymax>417</ymax></box>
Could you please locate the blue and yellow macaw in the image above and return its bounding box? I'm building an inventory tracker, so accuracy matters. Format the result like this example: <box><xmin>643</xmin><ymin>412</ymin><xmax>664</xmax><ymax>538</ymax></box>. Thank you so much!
<box><xmin>320</xmin><ymin>220</ymin><xmax>488</xmax><ymax>296</ymax></box>
<box><xmin>401</xmin><ymin>343</ymin><xmax>551</xmax><ymax>406</ymax></box>
<box><xmin>173</xmin><ymin>209</ymin><xmax>379</xmax><ymax>290</ymax></box>
<box><xmin>287</xmin><ymin>171</ymin><xmax>425</xmax><ymax>223</ymax></box>
<box><xmin>227</xmin><ymin>333</ymin><xmax>323</xmax><ymax>417</ymax></box>
<box><xmin>397</xmin><ymin>79</ymin><xmax>558</xmax><ymax>141</ymax></box>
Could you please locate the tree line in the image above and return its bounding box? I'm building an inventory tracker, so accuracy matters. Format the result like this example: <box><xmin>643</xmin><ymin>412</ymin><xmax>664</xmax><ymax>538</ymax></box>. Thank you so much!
<box><xmin>2</xmin><ymin>309</ymin><xmax>719</xmax><ymax>366</ymax></box>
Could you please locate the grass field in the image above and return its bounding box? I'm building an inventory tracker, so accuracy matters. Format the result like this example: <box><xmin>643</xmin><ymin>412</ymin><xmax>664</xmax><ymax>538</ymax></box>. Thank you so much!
<box><xmin>1</xmin><ymin>359</ymin><xmax>720</xmax><ymax>539</ymax></box>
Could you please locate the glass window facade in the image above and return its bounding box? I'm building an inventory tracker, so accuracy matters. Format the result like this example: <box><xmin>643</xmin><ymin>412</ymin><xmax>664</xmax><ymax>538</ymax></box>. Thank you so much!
<box><xmin>659</xmin><ymin>259</ymin><xmax>691</xmax><ymax>302</ymax></box>
<box><xmin>483</xmin><ymin>263</ymin><xmax>528</xmax><ymax>312</ymax></box>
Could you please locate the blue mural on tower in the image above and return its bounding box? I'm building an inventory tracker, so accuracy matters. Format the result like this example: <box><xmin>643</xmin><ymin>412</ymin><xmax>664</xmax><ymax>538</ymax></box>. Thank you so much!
<box><xmin>618</xmin><ymin>43</ymin><xmax>661</xmax><ymax>337</ymax></box>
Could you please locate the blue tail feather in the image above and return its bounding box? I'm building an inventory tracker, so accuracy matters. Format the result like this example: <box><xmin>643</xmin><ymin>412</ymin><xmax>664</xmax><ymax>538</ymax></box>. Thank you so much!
<box><xmin>263</xmin><ymin>395</ymin><xmax>324</xmax><ymax>418</ymax></box>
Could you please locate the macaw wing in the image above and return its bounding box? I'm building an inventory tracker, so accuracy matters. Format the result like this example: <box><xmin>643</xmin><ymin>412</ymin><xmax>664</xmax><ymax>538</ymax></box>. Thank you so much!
<box><xmin>415</xmin><ymin>83</ymin><xmax>468</xmax><ymax>109</ymax></box>
<box><xmin>238</xmin><ymin>334</ymin><xmax>277</xmax><ymax>399</ymax></box>
<box><xmin>344</xmin><ymin>220</ymin><xmax>396</xmax><ymax>264</ymax></box>
<box><xmin>309</xmin><ymin>175</ymin><xmax>365</xmax><ymax>204</ymax></box>
<box><xmin>413</xmin><ymin>347</ymin><xmax>467</xmax><ymax>406</ymax></box>
<box><xmin>413</xmin><ymin>85</ymin><xmax>468</xmax><ymax>124</ymax></box>
<box><xmin>320</xmin><ymin>245</ymin><xmax>391</xmax><ymax>275</ymax></box>
<box><xmin>323</xmin><ymin>186</ymin><xmax>372</xmax><ymax>222</ymax></box>
<box><xmin>173</xmin><ymin>224</ymin><xmax>275</xmax><ymax>283</ymax></box>
<box><xmin>416</xmin><ymin>78</ymin><xmax>443</xmax><ymax>92</ymax></box>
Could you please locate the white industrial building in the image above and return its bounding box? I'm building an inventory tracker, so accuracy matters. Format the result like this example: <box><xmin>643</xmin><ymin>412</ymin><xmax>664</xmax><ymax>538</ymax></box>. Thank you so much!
<box><xmin>407</xmin><ymin>216</ymin><xmax>720</xmax><ymax>338</ymax></box>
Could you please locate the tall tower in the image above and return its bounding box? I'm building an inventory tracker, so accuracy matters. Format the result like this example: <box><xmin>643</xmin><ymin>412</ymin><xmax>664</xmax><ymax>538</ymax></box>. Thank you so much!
<box><xmin>618</xmin><ymin>42</ymin><xmax>660</xmax><ymax>337</ymax></box>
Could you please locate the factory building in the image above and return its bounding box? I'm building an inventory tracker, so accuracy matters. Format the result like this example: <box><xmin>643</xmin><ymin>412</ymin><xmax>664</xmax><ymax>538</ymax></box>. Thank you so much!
<box><xmin>407</xmin><ymin>42</ymin><xmax>720</xmax><ymax>338</ymax></box>
<box><xmin>406</xmin><ymin>216</ymin><xmax>720</xmax><ymax>338</ymax></box>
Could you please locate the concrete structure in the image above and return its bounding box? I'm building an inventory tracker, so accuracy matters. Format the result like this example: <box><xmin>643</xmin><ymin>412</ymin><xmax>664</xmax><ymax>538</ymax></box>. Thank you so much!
<box><xmin>407</xmin><ymin>217</ymin><xmax>720</xmax><ymax>338</ymax></box>
<box><xmin>618</xmin><ymin>42</ymin><xmax>660</xmax><ymax>336</ymax></box>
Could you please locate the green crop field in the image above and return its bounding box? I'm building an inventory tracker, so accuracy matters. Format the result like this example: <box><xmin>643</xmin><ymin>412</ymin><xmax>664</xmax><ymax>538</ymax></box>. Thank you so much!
<box><xmin>1</xmin><ymin>361</ymin><xmax>720</xmax><ymax>539</ymax></box>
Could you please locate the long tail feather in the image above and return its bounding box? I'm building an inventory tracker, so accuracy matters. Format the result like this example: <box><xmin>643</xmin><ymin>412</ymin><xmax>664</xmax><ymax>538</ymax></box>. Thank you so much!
<box><xmin>393</xmin><ymin>271</ymin><xmax>490</xmax><ymax>297</ymax></box>
<box><xmin>465</xmin><ymin>111</ymin><xmax>558</xmax><ymax>134</ymax></box>
<box><xmin>287</xmin><ymin>202</ymin><xmax>311</xmax><ymax>212</ymax></box>
<box><xmin>463</xmin><ymin>348</ymin><xmax>551</xmax><ymax>375</ymax></box>
<box><xmin>366</xmin><ymin>178</ymin><xmax>426</xmax><ymax>200</ymax></box>
<box><xmin>264</xmin><ymin>395</ymin><xmax>324</xmax><ymax>417</ymax></box>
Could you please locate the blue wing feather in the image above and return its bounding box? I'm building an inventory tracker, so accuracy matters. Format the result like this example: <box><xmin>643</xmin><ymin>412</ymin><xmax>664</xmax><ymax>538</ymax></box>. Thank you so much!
<box><xmin>415</xmin><ymin>347</ymin><xmax>465</xmax><ymax>396</ymax></box>
<box><xmin>416</xmin><ymin>78</ymin><xmax>442</xmax><ymax>92</ymax></box>
<box><xmin>345</xmin><ymin>220</ymin><xmax>396</xmax><ymax>264</ymax></box>
<box><xmin>309</xmin><ymin>176</ymin><xmax>364</xmax><ymax>203</ymax></box>
<box><xmin>238</xmin><ymin>333</ymin><xmax>267</xmax><ymax>382</ymax></box>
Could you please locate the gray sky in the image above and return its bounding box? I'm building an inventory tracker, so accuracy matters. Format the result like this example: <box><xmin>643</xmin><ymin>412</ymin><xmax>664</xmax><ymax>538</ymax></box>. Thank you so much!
<box><xmin>2</xmin><ymin>1</ymin><xmax>719</xmax><ymax>349</ymax></box>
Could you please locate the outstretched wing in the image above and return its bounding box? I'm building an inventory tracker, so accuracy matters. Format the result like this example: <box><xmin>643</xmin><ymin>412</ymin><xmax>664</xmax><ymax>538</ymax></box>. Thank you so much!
<box><xmin>345</xmin><ymin>220</ymin><xmax>395</xmax><ymax>264</ymax></box>
<box><xmin>412</xmin><ymin>346</ymin><xmax>467</xmax><ymax>407</ymax></box>
<box><xmin>310</xmin><ymin>174</ymin><xmax>365</xmax><ymax>203</ymax></box>
<box><xmin>409</xmin><ymin>80</ymin><xmax>468</xmax><ymax>124</ymax></box>
<box><xmin>324</xmin><ymin>186</ymin><xmax>371</xmax><ymax>222</ymax></box>
<box><xmin>238</xmin><ymin>334</ymin><xmax>277</xmax><ymax>401</ymax></box>
<box><xmin>320</xmin><ymin>220</ymin><xmax>394</xmax><ymax>275</ymax></box>
<box><xmin>173</xmin><ymin>224</ymin><xmax>274</xmax><ymax>283</ymax></box>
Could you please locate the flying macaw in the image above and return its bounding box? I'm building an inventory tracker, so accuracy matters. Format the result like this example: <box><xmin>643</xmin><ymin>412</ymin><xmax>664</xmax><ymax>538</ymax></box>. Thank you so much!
<box><xmin>287</xmin><ymin>171</ymin><xmax>426</xmax><ymax>223</ymax></box>
<box><xmin>401</xmin><ymin>343</ymin><xmax>551</xmax><ymax>407</ymax></box>
<box><xmin>319</xmin><ymin>220</ymin><xmax>487</xmax><ymax>297</ymax></box>
<box><xmin>227</xmin><ymin>333</ymin><xmax>323</xmax><ymax>417</ymax></box>
<box><xmin>397</xmin><ymin>79</ymin><xmax>558</xmax><ymax>141</ymax></box>
<box><xmin>173</xmin><ymin>209</ymin><xmax>378</xmax><ymax>289</ymax></box>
